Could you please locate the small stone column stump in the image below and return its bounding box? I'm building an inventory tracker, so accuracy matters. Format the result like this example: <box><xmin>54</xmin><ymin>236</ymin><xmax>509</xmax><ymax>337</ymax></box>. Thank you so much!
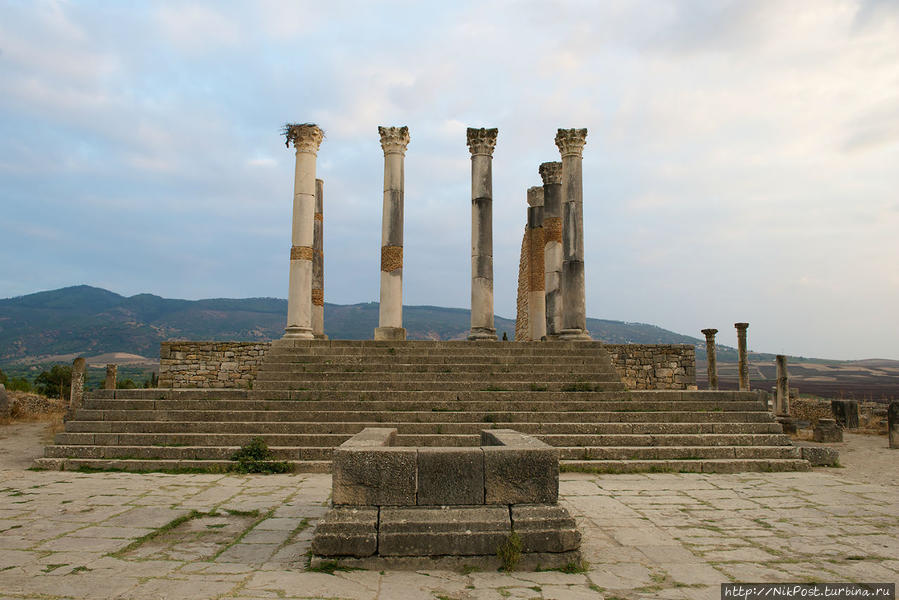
<box><xmin>701</xmin><ymin>328</ymin><xmax>719</xmax><ymax>390</ymax></box>
<box><xmin>813</xmin><ymin>418</ymin><xmax>843</xmax><ymax>443</ymax></box>
<box><xmin>105</xmin><ymin>364</ymin><xmax>117</xmax><ymax>390</ymax></box>
<box><xmin>68</xmin><ymin>357</ymin><xmax>86</xmax><ymax>419</ymax></box>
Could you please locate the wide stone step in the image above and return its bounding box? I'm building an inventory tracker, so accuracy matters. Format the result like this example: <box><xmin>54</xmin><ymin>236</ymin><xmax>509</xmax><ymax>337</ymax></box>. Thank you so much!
<box><xmin>53</xmin><ymin>431</ymin><xmax>791</xmax><ymax>448</ymax></box>
<box><xmin>90</xmin><ymin>389</ymin><xmax>760</xmax><ymax>403</ymax></box>
<box><xmin>44</xmin><ymin>444</ymin><xmax>335</xmax><ymax>461</ymax></box>
<box><xmin>63</xmin><ymin>420</ymin><xmax>783</xmax><ymax>435</ymax></box>
<box><xmin>73</xmin><ymin>405</ymin><xmax>768</xmax><ymax>424</ymax></box>
<box><xmin>557</xmin><ymin>445</ymin><xmax>802</xmax><ymax>460</ymax></box>
<box><xmin>259</xmin><ymin>360</ymin><xmax>618</xmax><ymax>376</ymax></box>
<box><xmin>32</xmin><ymin>457</ymin><xmax>330</xmax><ymax>473</ymax></box>
<box><xmin>83</xmin><ymin>398</ymin><xmax>768</xmax><ymax>414</ymax></box>
<box><xmin>255</xmin><ymin>369</ymin><xmax>621</xmax><ymax>381</ymax></box>
<box><xmin>254</xmin><ymin>380</ymin><xmax>629</xmax><ymax>392</ymax></box>
<box><xmin>559</xmin><ymin>458</ymin><xmax>810</xmax><ymax>474</ymax></box>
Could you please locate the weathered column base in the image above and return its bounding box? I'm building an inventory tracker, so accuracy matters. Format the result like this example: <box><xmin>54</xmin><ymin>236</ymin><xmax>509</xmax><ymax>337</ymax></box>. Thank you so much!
<box><xmin>374</xmin><ymin>326</ymin><xmax>406</xmax><ymax>341</ymax></box>
<box><xmin>283</xmin><ymin>327</ymin><xmax>314</xmax><ymax>340</ymax></box>
<box><xmin>558</xmin><ymin>329</ymin><xmax>592</xmax><ymax>341</ymax></box>
<box><xmin>468</xmin><ymin>328</ymin><xmax>498</xmax><ymax>341</ymax></box>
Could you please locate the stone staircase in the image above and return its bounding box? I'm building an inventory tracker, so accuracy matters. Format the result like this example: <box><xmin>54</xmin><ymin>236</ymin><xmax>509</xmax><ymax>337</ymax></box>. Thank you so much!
<box><xmin>37</xmin><ymin>340</ymin><xmax>809</xmax><ymax>473</ymax></box>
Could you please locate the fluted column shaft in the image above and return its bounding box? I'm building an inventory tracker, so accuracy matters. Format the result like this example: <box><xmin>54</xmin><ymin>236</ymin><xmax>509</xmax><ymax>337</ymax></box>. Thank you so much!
<box><xmin>527</xmin><ymin>186</ymin><xmax>546</xmax><ymax>341</ymax></box>
<box><xmin>375</xmin><ymin>126</ymin><xmax>410</xmax><ymax>341</ymax></box>
<box><xmin>467</xmin><ymin>128</ymin><xmax>498</xmax><ymax>341</ymax></box>
<box><xmin>312</xmin><ymin>179</ymin><xmax>327</xmax><ymax>339</ymax></box>
<box><xmin>284</xmin><ymin>124</ymin><xmax>324</xmax><ymax>339</ymax></box>
<box><xmin>701</xmin><ymin>328</ymin><xmax>719</xmax><ymax>390</ymax></box>
<box><xmin>776</xmin><ymin>354</ymin><xmax>789</xmax><ymax>415</ymax></box>
<box><xmin>735</xmin><ymin>322</ymin><xmax>750</xmax><ymax>391</ymax></box>
<box><xmin>540</xmin><ymin>162</ymin><xmax>563</xmax><ymax>339</ymax></box>
<box><xmin>555</xmin><ymin>129</ymin><xmax>590</xmax><ymax>340</ymax></box>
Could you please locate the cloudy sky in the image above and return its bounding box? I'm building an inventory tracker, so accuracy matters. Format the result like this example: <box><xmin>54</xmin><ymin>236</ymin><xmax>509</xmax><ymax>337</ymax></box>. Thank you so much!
<box><xmin>1</xmin><ymin>0</ymin><xmax>897</xmax><ymax>359</ymax></box>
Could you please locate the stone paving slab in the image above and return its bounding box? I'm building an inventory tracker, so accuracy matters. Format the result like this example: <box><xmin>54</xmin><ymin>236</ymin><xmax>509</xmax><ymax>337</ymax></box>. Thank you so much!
<box><xmin>1</xmin><ymin>424</ymin><xmax>898</xmax><ymax>599</ymax></box>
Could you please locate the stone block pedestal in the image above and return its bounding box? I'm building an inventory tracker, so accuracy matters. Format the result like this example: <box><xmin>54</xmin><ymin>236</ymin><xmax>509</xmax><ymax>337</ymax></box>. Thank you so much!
<box><xmin>373</xmin><ymin>326</ymin><xmax>406</xmax><ymax>341</ymax></box>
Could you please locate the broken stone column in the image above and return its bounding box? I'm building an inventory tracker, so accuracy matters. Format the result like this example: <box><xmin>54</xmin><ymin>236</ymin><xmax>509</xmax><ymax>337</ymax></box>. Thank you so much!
<box><xmin>467</xmin><ymin>127</ymin><xmax>498</xmax><ymax>341</ymax></box>
<box><xmin>775</xmin><ymin>355</ymin><xmax>790</xmax><ymax>415</ymax></box>
<box><xmin>831</xmin><ymin>400</ymin><xmax>859</xmax><ymax>429</ymax></box>
<box><xmin>312</xmin><ymin>178</ymin><xmax>327</xmax><ymax>340</ymax></box>
<box><xmin>68</xmin><ymin>357</ymin><xmax>86</xmax><ymax>418</ymax></box>
<box><xmin>527</xmin><ymin>186</ymin><xmax>546</xmax><ymax>341</ymax></box>
<box><xmin>701</xmin><ymin>328</ymin><xmax>719</xmax><ymax>390</ymax></box>
<box><xmin>105</xmin><ymin>364</ymin><xmax>117</xmax><ymax>390</ymax></box>
<box><xmin>374</xmin><ymin>126</ymin><xmax>410</xmax><ymax>341</ymax></box>
<box><xmin>889</xmin><ymin>402</ymin><xmax>898</xmax><ymax>449</ymax></box>
<box><xmin>284</xmin><ymin>124</ymin><xmax>324</xmax><ymax>339</ymax></box>
<box><xmin>555</xmin><ymin>128</ymin><xmax>590</xmax><ymax>341</ymax></box>
<box><xmin>735</xmin><ymin>322</ymin><xmax>749</xmax><ymax>391</ymax></box>
<box><xmin>0</xmin><ymin>384</ymin><xmax>9</xmax><ymax>419</ymax></box>
<box><xmin>540</xmin><ymin>161</ymin><xmax>563</xmax><ymax>339</ymax></box>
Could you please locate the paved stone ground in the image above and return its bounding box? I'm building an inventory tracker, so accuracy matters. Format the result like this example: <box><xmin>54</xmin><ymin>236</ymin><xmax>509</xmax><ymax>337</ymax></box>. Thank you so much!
<box><xmin>0</xmin><ymin>424</ymin><xmax>896</xmax><ymax>600</ymax></box>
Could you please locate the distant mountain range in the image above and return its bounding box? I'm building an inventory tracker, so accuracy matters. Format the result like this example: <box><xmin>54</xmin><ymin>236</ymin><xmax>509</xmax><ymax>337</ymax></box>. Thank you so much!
<box><xmin>1</xmin><ymin>285</ymin><xmax>710</xmax><ymax>362</ymax></box>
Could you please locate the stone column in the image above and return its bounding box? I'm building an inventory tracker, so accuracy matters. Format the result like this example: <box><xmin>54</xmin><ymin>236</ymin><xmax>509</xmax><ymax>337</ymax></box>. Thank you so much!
<box><xmin>68</xmin><ymin>357</ymin><xmax>86</xmax><ymax>417</ymax></box>
<box><xmin>555</xmin><ymin>128</ymin><xmax>590</xmax><ymax>340</ymax></box>
<box><xmin>467</xmin><ymin>127</ymin><xmax>498</xmax><ymax>341</ymax></box>
<box><xmin>735</xmin><ymin>322</ymin><xmax>749</xmax><ymax>391</ymax></box>
<box><xmin>312</xmin><ymin>178</ymin><xmax>327</xmax><ymax>339</ymax></box>
<box><xmin>284</xmin><ymin>124</ymin><xmax>324</xmax><ymax>339</ymax></box>
<box><xmin>105</xmin><ymin>364</ymin><xmax>117</xmax><ymax>390</ymax></box>
<box><xmin>888</xmin><ymin>402</ymin><xmax>899</xmax><ymax>449</ymax></box>
<box><xmin>540</xmin><ymin>161</ymin><xmax>563</xmax><ymax>339</ymax></box>
<box><xmin>375</xmin><ymin>126</ymin><xmax>410</xmax><ymax>341</ymax></box>
<box><xmin>701</xmin><ymin>329</ymin><xmax>719</xmax><ymax>390</ymax></box>
<box><xmin>775</xmin><ymin>355</ymin><xmax>789</xmax><ymax>415</ymax></box>
<box><xmin>527</xmin><ymin>186</ymin><xmax>546</xmax><ymax>341</ymax></box>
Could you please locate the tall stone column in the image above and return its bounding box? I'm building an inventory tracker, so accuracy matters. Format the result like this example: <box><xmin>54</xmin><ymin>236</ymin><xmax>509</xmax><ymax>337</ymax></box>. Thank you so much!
<box><xmin>467</xmin><ymin>127</ymin><xmax>498</xmax><ymax>341</ymax></box>
<box><xmin>701</xmin><ymin>329</ymin><xmax>719</xmax><ymax>390</ymax></box>
<box><xmin>375</xmin><ymin>126</ymin><xmax>410</xmax><ymax>341</ymax></box>
<box><xmin>775</xmin><ymin>355</ymin><xmax>789</xmax><ymax>415</ymax></box>
<box><xmin>735</xmin><ymin>322</ymin><xmax>750</xmax><ymax>391</ymax></box>
<box><xmin>68</xmin><ymin>357</ymin><xmax>86</xmax><ymax>418</ymax></box>
<box><xmin>527</xmin><ymin>186</ymin><xmax>546</xmax><ymax>341</ymax></box>
<box><xmin>540</xmin><ymin>161</ymin><xmax>563</xmax><ymax>339</ymax></box>
<box><xmin>284</xmin><ymin>124</ymin><xmax>324</xmax><ymax>339</ymax></box>
<box><xmin>312</xmin><ymin>178</ymin><xmax>327</xmax><ymax>339</ymax></box>
<box><xmin>555</xmin><ymin>128</ymin><xmax>590</xmax><ymax>341</ymax></box>
<box><xmin>105</xmin><ymin>364</ymin><xmax>117</xmax><ymax>390</ymax></box>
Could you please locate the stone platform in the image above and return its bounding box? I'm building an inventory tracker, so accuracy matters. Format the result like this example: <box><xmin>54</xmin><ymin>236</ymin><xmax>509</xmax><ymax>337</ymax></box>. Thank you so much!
<box><xmin>311</xmin><ymin>428</ymin><xmax>581</xmax><ymax>568</ymax></box>
<box><xmin>39</xmin><ymin>340</ymin><xmax>811</xmax><ymax>474</ymax></box>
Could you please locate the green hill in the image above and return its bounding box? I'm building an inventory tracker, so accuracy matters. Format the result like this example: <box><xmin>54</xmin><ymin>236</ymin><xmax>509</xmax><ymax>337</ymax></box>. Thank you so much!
<box><xmin>0</xmin><ymin>285</ymin><xmax>709</xmax><ymax>362</ymax></box>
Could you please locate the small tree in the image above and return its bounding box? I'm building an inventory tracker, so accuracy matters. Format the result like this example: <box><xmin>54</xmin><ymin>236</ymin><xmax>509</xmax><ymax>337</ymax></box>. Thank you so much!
<box><xmin>34</xmin><ymin>365</ymin><xmax>72</xmax><ymax>401</ymax></box>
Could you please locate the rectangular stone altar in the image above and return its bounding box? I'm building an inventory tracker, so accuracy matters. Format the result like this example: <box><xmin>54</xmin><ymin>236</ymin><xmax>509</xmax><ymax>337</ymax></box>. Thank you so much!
<box><xmin>310</xmin><ymin>428</ymin><xmax>582</xmax><ymax>569</ymax></box>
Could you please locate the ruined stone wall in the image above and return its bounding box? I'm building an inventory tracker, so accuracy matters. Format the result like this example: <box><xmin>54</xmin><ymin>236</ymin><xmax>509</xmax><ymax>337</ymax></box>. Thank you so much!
<box><xmin>604</xmin><ymin>344</ymin><xmax>696</xmax><ymax>390</ymax></box>
<box><xmin>159</xmin><ymin>342</ymin><xmax>269</xmax><ymax>388</ymax></box>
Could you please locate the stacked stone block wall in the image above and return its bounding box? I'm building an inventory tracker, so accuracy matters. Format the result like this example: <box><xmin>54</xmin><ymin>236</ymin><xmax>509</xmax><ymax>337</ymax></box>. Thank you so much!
<box><xmin>515</xmin><ymin>225</ymin><xmax>529</xmax><ymax>341</ymax></box>
<box><xmin>604</xmin><ymin>344</ymin><xmax>696</xmax><ymax>390</ymax></box>
<box><xmin>159</xmin><ymin>342</ymin><xmax>268</xmax><ymax>389</ymax></box>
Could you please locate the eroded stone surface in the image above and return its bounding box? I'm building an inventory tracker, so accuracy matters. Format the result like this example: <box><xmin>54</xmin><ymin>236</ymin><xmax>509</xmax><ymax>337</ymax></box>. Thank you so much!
<box><xmin>0</xmin><ymin>424</ymin><xmax>896</xmax><ymax>599</ymax></box>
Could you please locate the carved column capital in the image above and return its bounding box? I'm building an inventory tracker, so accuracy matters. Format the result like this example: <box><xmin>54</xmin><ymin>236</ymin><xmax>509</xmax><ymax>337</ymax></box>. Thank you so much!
<box><xmin>539</xmin><ymin>161</ymin><xmax>562</xmax><ymax>185</ymax></box>
<box><xmin>701</xmin><ymin>328</ymin><xmax>718</xmax><ymax>338</ymax></box>
<box><xmin>284</xmin><ymin>123</ymin><xmax>324</xmax><ymax>154</ymax></box>
<box><xmin>734</xmin><ymin>322</ymin><xmax>749</xmax><ymax>331</ymax></box>
<box><xmin>378</xmin><ymin>126</ymin><xmax>410</xmax><ymax>155</ymax></box>
<box><xmin>466</xmin><ymin>127</ymin><xmax>498</xmax><ymax>157</ymax></box>
<box><xmin>527</xmin><ymin>186</ymin><xmax>544</xmax><ymax>207</ymax></box>
<box><xmin>554</xmin><ymin>128</ymin><xmax>588</xmax><ymax>158</ymax></box>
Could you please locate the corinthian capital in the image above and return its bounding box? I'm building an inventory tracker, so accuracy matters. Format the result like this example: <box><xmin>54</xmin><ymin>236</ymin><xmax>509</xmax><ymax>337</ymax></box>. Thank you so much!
<box><xmin>554</xmin><ymin>128</ymin><xmax>588</xmax><ymax>158</ymax></box>
<box><xmin>284</xmin><ymin>123</ymin><xmax>324</xmax><ymax>154</ymax></box>
<box><xmin>378</xmin><ymin>126</ymin><xmax>410</xmax><ymax>155</ymax></box>
<box><xmin>538</xmin><ymin>161</ymin><xmax>562</xmax><ymax>185</ymax></box>
<box><xmin>466</xmin><ymin>127</ymin><xmax>498</xmax><ymax>157</ymax></box>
